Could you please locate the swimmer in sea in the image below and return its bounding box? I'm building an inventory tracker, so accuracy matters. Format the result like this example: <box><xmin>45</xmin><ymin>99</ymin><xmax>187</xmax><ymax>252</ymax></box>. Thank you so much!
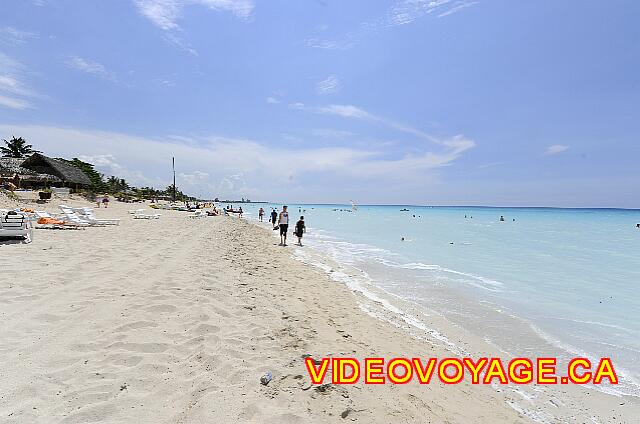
<box><xmin>500</xmin><ymin>215</ymin><xmax>505</xmax><ymax>222</ymax></box>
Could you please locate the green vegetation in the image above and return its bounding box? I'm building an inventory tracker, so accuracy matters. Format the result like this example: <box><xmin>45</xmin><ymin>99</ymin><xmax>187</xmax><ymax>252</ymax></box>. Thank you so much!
<box><xmin>2</xmin><ymin>136</ymin><xmax>199</xmax><ymax>202</ymax></box>
<box><xmin>1</xmin><ymin>136</ymin><xmax>40</xmax><ymax>158</ymax></box>
<box><xmin>65</xmin><ymin>158</ymin><xmax>107</xmax><ymax>193</ymax></box>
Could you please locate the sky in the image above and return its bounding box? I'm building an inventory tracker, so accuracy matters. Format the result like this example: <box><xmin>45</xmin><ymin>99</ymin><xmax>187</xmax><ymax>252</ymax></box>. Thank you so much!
<box><xmin>1</xmin><ymin>0</ymin><xmax>639</xmax><ymax>207</ymax></box>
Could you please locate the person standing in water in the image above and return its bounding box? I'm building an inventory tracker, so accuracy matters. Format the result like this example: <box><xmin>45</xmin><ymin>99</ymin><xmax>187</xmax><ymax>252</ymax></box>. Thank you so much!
<box><xmin>294</xmin><ymin>216</ymin><xmax>306</xmax><ymax>246</ymax></box>
<box><xmin>278</xmin><ymin>205</ymin><xmax>289</xmax><ymax>246</ymax></box>
<box><xmin>258</xmin><ymin>207</ymin><xmax>264</xmax><ymax>222</ymax></box>
<box><xmin>270</xmin><ymin>208</ymin><xmax>278</xmax><ymax>226</ymax></box>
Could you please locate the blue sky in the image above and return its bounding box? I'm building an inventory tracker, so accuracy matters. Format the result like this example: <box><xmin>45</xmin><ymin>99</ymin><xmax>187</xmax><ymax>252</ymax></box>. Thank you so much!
<box><xmin>1</xmin><ymin>0</ymin><xmax>638</xmax><ymax>207</ymax></box>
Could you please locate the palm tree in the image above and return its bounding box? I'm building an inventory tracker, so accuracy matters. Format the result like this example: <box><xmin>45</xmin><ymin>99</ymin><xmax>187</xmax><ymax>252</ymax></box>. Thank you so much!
<box><xmin>0</xmin><ymin>136</ymin><xmax>40</xmax><ymax>158</ymax></box>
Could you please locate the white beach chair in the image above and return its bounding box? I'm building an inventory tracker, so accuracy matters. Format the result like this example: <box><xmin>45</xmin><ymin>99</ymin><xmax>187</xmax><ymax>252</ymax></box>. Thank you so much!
<box><xmin>77</xmin><ymin>207</ymin><xmax>121</xmax><ymax>225</ymax></box>
<box><xmin>34</xmin><ymin>211</ymin><xmax>86</xmax><ymax>229</ymax></box>
<box><xmin>0</xmin><ymin>211</ymin><xmax>33</xmax><ymax>243</ymax></box>
<box><xmin>133</xmin><ymin>209</ymin><xmax>161</xmax><ymax>219</ymax></box>
<box><xmin>188</xmin><ymin>210</ymin><xmax>206</xmax><ymax>219</ymax></box>
<box><xmin>58</xmin><ymin>205</ymin><xmax>95</xmax><ymax>226</ymax></box>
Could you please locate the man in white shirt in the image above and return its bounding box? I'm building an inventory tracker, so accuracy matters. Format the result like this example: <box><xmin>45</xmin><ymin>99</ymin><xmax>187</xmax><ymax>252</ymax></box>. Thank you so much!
<box><xmin>278</xmin><ymin>205</ymin><xmax>289</xmax><ymax>246</ymax></box>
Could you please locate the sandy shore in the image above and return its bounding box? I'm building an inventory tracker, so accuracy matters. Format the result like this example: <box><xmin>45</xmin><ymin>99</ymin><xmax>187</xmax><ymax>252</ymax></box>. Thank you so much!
<box><xmin>1</xmin><ymin>194</ymin><xmax>637</xmax><ymax>423</ymax></box>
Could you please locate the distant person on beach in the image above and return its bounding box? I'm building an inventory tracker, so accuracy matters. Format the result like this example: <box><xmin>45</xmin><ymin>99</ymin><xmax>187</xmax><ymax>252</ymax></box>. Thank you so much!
<box><xmin>278</xmin><ymin>205</ymin><xmax>289</xmax><ymax>246</ymax></box>
<box><xmin>258</xmin><ymin>207</ymin><xmax>264</xmax><ymax>222</ymax></box>
<box><xmin>270</xmin><ymin>209</ymin><xmax>278</xmax><ymax>226</ymax></box>
<box><xmin>96</xmin><ymin>195</ymin><xmax>101</xmax><ymax>208</ymax></box>
<box><xmin>102</xmin><ymin>196</ymin><xmax>109</xmax><ymax>208</ymax></box>
<box><xmin>238</xmin><ymin>207</ymin><xmax>243</xmax><ymax>218</ymax></box>
<box><xmin>500</xmin><ymin>215</ymin><xmax>505</xmax><ymax>222</ymax></box>
<box><xmin>294</xmin><ymin>216</ymin><xmax>306</xmax><ymax>246</ymax></box>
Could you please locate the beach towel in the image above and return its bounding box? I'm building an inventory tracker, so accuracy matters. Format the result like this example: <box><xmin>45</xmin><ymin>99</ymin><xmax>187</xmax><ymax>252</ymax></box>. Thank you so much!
<box><xmin>37</xmin><ymin>217</ymin><xmax>65</xmax><ymax>225</ymax></box>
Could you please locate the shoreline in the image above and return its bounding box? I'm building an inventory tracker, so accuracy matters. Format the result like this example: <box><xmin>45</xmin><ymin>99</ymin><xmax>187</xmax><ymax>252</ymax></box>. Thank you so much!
<box><xmin>1</xmin><ymin>196</ymin><xmax>637</xmax><ymax>422</ymax></box>
<box><xmin>246</xmin><ymin>212</ymin><xmax>640</xmax><ymax>419</ymax></box>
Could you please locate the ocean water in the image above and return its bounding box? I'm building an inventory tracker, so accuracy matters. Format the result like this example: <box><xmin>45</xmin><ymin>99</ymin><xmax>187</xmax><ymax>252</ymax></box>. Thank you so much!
<box><xmin>250</xmin><ymin>204</ymin><xmax>640</xmax><ymax>396</ymax></box>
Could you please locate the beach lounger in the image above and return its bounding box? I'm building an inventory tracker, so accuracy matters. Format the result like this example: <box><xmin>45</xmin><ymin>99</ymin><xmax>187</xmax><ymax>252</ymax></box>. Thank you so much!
<box><xmin>73</xmin><ymin>207</ymin><xmax>121</xmax><ymax>226</ymax></box>
<box><xmin>133</xmin><ymin>209</ymin><xmax>161</xmax><ymax>219</ymax></box>
<box><xmin>0</xmin><ymin>211</ymin><xmax>33</xmax><ymax>243</ymax></box>
<box><xmin>34</xmin><ymin>211</ymin><xmax>86</xmax><ymax>229</ymax></box>
<box><xmin>188</xmin><ymin>210</ymin><xmax>206</xmax><ymax>219</ymax></box>
<box><xmin>58</xmin><ymin>205</ymin><xmax>96</xmax><ymax>226</ymax></box>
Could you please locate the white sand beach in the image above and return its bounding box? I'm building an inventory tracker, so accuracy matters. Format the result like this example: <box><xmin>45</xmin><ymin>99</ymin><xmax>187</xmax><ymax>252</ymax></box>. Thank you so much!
<box><xmin>1</xmin><ymin>194</ymin><xmax>637</xmax><ymax>423</ymax></box>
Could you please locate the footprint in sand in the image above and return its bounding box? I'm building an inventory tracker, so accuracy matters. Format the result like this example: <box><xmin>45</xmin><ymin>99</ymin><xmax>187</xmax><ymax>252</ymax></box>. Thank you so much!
<box><xmin>192</xmin><ymin>323</ymin><xmax>220</xmax><ymax>335</ymax></box>
<box><xmin>107</xmin><ymin>342</ymin><xmax>169</xmax><ymax>353</ymax></box>
<box><xmin>114</xmin><ymin>321</ymin><xmax>158</xmax><ymax>332</ymax></box>
<box><xmin>145</xmin><ymin>304</ymin><xmax>177</xmax><ymax>313</ymax></box>
<box><xmin>100</xmin><ymin>353</ymin><xmax>144</xmax><ymax>367</ymax></box>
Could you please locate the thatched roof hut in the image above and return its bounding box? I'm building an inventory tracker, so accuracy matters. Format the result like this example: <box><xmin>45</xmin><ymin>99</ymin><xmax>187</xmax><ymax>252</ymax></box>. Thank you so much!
<box><xmin>21</xmin><ymin>153</ymin><xmax>91</xmax><ymax>186</ymax></box>
<box><xmin>0</xmin><ymin>157</ymin><xmax>61</xmax><ymax>183</ymax></box>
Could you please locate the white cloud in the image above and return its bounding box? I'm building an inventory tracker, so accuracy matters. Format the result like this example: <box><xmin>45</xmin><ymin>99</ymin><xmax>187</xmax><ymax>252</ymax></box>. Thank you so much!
<box><xmin>316</xmin><ymin>75</ymin><xmax>341</xmax><ymax>95</ymax></box>
<box><xmin>0</xmin><ymin>124</ymin><xmax>474</xmax><ymax>202</ymax></box>
<box><xmin>266</xmin><ymin>96</ymin><xmax>281</xmax><ymax>104</ymax></box>
<box><xmin>437</xmin><ymin>1</ymin><xmax>477</xmax><ymax>18</ymax></box>
<box><xmin>311</xmin><ymin>128</ymin><xmax>354</xmax><ymax>139</ymax></box>
<box><xmin>304</xmin><ymin>38</ymin><xmax>354</xmax><ymax>51</ymax></box>
<box><xmin>288</xmin><ymin>102</ymin><xmax>306</xmax><ymax>110</ymax></box>
<box><xmin>305</xmin><ymin>0</ymin><xmax>478</xmax><ymax>50</ymax></box>
<box><xmin>163</xmin><ymin>32</ymin><xmax>199</xmax><ymax>55</ymax></box>
<box><xmin>390</xmin><ymin>0</ymin><xmax>475</xmax><ymax>25</ymax></box>
<box><xmin>545</xmin><ymin>144</ymin><xmax>570</xmax><ymax>155</ymax></box>
<box><xmin>317</xmin><ymin>104</ymin><xmax>372</xmax><ymax>119</ymax></box>
<box><xmin>0</xmin><ymin>53</ymin><xmax>38</xmax><ymax>110</ymax></box>
<box><xmin>310</xmin><ymin>103</ymin><xmax>473</xmax><ymax>151</ymax></box>
<box><xmin>0</xmin><ymin>95</ymin><xmax>30</xmax><ymax>110</ymax></box>
<box><xmin>154</xmin><ymin>78</ymin><xmax>176</xmax><ymax>87</ymax></box>
<box><xmin>134</xmin><ymin>0</ymin><xmax>255</xmax><ymax>30</ymax></box>
<box><xmin>66</xmin><ymin>56</ymin><xmax>115</xmax><ymax>80</ymax></box>
<box><xmin>0</xmin><ymin>27</ymin><xmax>37</xmax><ymax>45</ymax></box>
<box><xmin>0</xmin><ymin>75</ymin><xmax>33</xmax><ymax>98</ymax></box>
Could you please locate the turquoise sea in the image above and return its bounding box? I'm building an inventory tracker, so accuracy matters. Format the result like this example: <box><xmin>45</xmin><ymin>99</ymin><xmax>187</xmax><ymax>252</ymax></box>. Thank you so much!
<box><xmin>248</xmin><ymin>204</ymin><xmax>640</xmax><ymax>396</ymax></box>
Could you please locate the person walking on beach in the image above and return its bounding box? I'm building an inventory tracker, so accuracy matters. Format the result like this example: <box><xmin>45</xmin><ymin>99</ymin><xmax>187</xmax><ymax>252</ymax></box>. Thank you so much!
<box><xmin>238</xmin><ymin>206</ymin><xmax>243</xmax><ymax>218</ymax></box>
<box><xmin>102</xmin><ymin>195</ymin><xmax>110</xmax><ymax>208</ymax></box>
<box><xmin>270</xmin><ymin>208</ymin><xmax>278</xmax><ymax>226</ymax></box>
<box><xmin>294</xmin><ymin>216</ymin><xmax>306</xmax><ymax>246</ymax></box>
<box><xmin>258</xmin><ymin>207</ymin><xmax>264</xmax><ymax>222</ymax></box>
<box><xmin>278</xmin><ymin>205</ymin><xmax>289</xmax><ymax>246</ymax></box>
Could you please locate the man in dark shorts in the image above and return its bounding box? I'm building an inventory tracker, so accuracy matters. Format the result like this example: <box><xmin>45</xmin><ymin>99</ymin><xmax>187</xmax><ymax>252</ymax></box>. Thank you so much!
<box><xmin>270</xmin><ymin>208</ymin><xmax>278</xmax><ymax>226</ymax></box>
<box><xmin>278</xmin><ymin>205</ymin><xmax>289</xmax><ymax>246</ymax></box>
<box><xmin>294</xmin><ymin>216</ymin><xmax>305</xmax><ymax>246</ymax></box>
